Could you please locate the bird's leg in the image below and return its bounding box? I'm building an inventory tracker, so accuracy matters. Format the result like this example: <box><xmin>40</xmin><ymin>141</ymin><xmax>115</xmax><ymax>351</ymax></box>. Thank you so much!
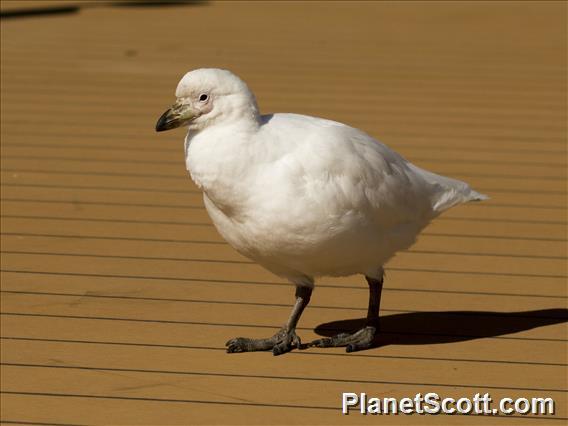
<box><xmin>310</xmin><ymin>274</ymin><xmax>383</xmax><ymax>353</ymax></box>
<box><xmin>226</xmin><ymin>285</ymin><xmax>312</xmax><ymax>356</ymax></box>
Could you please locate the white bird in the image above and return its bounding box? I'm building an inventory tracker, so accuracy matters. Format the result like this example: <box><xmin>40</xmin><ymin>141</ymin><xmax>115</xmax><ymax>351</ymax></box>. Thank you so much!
<box><xmin>156</xmin><ymin>68</ymin><xmax>488</xmax><ymax>355</ymax></box>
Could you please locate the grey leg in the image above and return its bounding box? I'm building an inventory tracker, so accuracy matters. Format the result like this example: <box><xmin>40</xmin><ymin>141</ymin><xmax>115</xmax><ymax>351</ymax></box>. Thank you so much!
<box><xmin>226</xmin><ymin>285</ymin><xmax>312</xmax><ymax>356</ymax></box>
<box><xmin>310</xmin><ymin>274</ymin><xmax>384</xmax><ymax>353</ymax></box>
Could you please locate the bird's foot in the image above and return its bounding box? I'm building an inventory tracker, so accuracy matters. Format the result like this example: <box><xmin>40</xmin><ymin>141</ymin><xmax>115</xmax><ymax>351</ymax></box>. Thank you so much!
<box><xmin>226</xmin><ymin>327</ymin><xmax>301</xmax><ymax>356</ymax></box>
<box><xmin>309</xmin><ymin>324</ymin><xmax>378</xmax><ymax>353</ymax></box>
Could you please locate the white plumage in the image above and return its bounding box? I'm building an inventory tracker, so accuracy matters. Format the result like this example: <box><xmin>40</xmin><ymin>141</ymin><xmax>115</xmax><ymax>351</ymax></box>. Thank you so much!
<box><xmin>156</xmin><ymin>68</ymin><xmax>488</xmax><ymax>354</ymax></box>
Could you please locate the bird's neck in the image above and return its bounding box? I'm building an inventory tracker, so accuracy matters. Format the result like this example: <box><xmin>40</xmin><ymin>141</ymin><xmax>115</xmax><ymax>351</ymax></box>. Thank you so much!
<box><xmin>185</xmin><ymin>119</ymin><xmax>261</xmax><ymax>217</ymax></box>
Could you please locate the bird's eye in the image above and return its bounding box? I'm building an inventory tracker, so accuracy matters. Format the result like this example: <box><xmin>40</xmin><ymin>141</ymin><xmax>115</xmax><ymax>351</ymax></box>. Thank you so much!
<box><xmin>199</xmin><ymin>94</ymin><xmax>208</xmax><ymax>102</ymax></box>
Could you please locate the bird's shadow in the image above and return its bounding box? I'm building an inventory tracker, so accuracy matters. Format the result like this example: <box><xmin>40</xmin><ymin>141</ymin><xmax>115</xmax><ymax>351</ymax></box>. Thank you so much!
<box><xmin>313</xmin><ymin>309</ymin><xmax>568</xmax><ymax>349</ymax></box>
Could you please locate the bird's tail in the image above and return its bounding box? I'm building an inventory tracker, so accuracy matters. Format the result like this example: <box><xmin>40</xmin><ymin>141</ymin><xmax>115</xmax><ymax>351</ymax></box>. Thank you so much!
<box><xmin>408</xmin><ymin>164</ymin><xmax>489</xmax><ymax>213</ymax></box>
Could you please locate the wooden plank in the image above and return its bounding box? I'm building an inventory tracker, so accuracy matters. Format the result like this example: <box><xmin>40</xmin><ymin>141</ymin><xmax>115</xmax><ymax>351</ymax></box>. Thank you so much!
<box><xmin>3</xmin><ymin>314</ymin><xmax>566</xmax><ymax>365</ymax></box>
<box><xmin>2</xmin><ymin>177</ymin><xmax>566</xmax><ymax>208</ymax></box>
<box><xmin>2</xmin><ymin>170</ymin><xmax>567</xmax><ymax>208</ymax></box>
<box><xmin>1</xmin><ymin>235</ymin><xmax>566</xmax><ymax>277</ymax></box>
<box><xmin>2</xmin><ymin>340</ymin><xmax>566</xmax><ymax>400</ymax></box>
<box><xmin>4</xmin><ymin>393</ymin><xmax>561</xmax><ymax>426</ymax></box>
<box><xmin>2</xmin><ymin>292</ymin><xmax>566</xmax><ymax>344</ymax></box>
<box><xmin>1</xmin><ymin>192</ymin><xmax>566</xmax><ymax>231</ymax></box>
<box><xmin>1</xmin><ymin>224</ymin><xmax>566</xmax><ymax>260</ymax></box>
<box><xmin>2</xmin><ymin>153</ymin><xmax>566</xmax><ymax>181</ymax></box>
<box><xmin>1</xmin><ymin>232</ymin><xmax>565</xmax><ymax>268</ymax></box>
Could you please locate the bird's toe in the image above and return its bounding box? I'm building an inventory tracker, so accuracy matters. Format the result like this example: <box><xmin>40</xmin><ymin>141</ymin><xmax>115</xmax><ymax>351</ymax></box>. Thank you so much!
<box><xmin>290</xmin><ymin>331</ymin><xmax>301</xmax><ymax>348</ymax></box>
<box><xmin>272</xmin><ymin>342</ymin><xmax>289</xmax><ymax>356</ymax></box>
<box><xmin>309</xmin><ymin>337</ymin><xmax>333</xmax><ymax>348</ymax></box>
<box><xmin>225</xmin><ymin>337</ymin><xmax>241</xmax><ymax>347</ymax></box>
<box><xmin>309</xmin><ymin>326</ymin><xmax>377</xmax><ymax>351</ymax></box>
<box><xmin>272</xmin><ymin>330</ymin><xmax>301</xmax><ymax>356</ymax></box>
<box><xmin>225</xmin><ymin>337</ymin><xmax>249</xmax><ymax>353</ymax></box>
<box><xmin>346</xmin><ymin>340</ymin><xmax>372</xmax><ymax>353</ymax></box>
<box><xmin>345</xmin><ymin>327</ymin><xmax>376</xmax><ymax>352</ymax></box>
<box><xmin>272</xmin><ymin>339</ymin><xmax>294</xmax><ymax>356</ymax></box>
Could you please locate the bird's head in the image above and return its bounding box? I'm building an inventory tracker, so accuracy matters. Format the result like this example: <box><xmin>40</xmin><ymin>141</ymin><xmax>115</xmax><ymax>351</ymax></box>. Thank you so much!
<box><xmin>155</xmin><ymin>68</ymin><xmax>260</xmax><ymax>133</ymax></box>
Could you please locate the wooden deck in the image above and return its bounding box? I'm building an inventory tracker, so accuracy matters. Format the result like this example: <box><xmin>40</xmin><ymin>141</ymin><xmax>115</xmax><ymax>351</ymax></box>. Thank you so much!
<box><xmin>1</xmin><ymin>1</ymin><xmax>566</xmax><ymax>424</ymax></box>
